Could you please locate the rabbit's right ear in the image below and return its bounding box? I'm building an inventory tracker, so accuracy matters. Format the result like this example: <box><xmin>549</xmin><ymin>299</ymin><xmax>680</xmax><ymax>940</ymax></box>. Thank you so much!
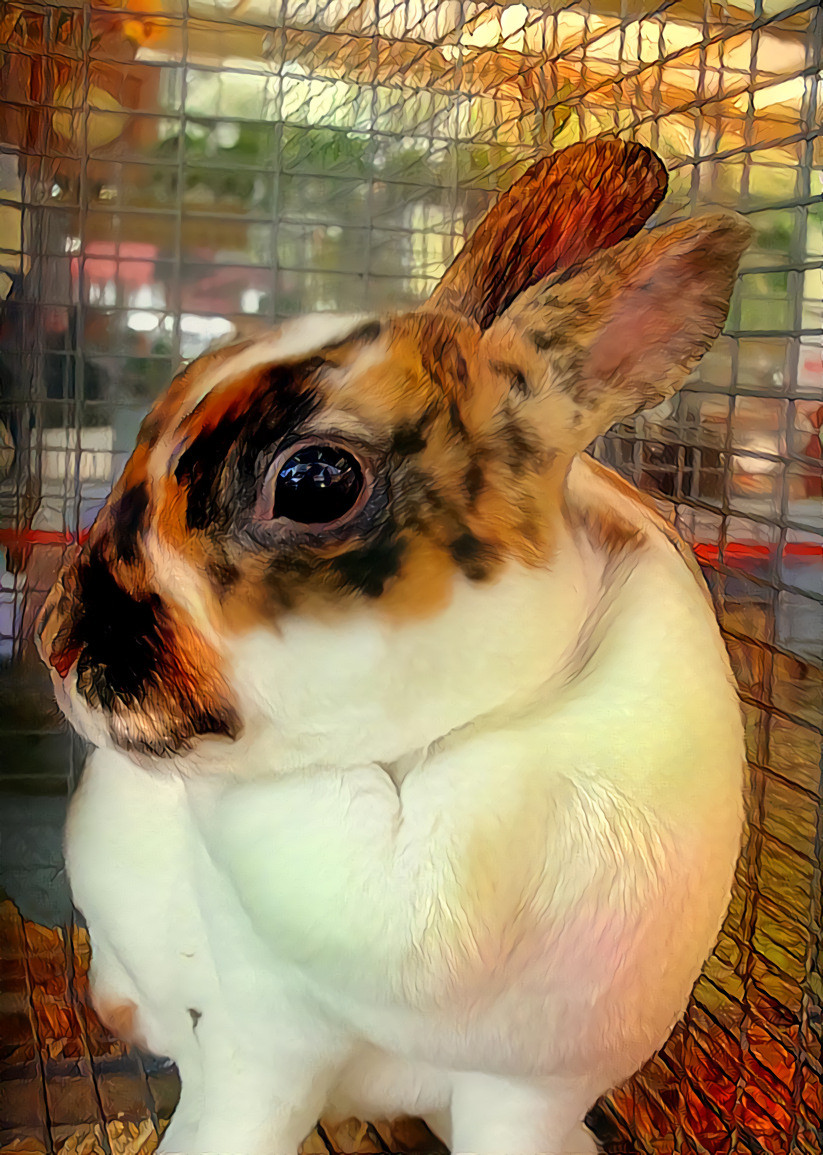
<box><xmin>428</xmin><ymin>138</ymin><xmax>668</xmax><ymax>330</ymax></box>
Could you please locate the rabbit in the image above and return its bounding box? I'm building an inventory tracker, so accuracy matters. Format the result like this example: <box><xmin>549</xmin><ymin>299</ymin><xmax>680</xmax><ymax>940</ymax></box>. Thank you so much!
<box><xmin>37</xmin><ymin>138</ymin><xmax>749</xmax><ymax>1155</ymax></box>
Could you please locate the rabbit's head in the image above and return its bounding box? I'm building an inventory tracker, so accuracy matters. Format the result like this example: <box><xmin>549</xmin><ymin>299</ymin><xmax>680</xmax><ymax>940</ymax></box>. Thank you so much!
<box><xmin>38</xmin><ymin>140</ymin><xmax>750</xmax><ymax>770</ymax></box>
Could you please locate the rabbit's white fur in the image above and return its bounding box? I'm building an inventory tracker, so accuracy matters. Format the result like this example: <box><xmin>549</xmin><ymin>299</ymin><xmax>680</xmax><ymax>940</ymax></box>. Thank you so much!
<box><xmin>65</xmin><ymin>451</ymin><xmax>744</xmax><ymax>1154</ymax></box>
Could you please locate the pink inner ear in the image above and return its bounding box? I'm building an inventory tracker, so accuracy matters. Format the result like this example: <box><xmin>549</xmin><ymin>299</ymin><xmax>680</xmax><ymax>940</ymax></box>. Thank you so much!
<box><xmin>579</xmin><ymin>216</ymin><xmax>750</xmax><ymax>407</ymax></box>
<box><xmin>430</xmin><ymin>138</ymin><xmax>668</xmax><ymax>329</ymax></box>
<box><xmin>586</xmin><ymin>262</ymin><xmax>680</xmax><ymax>376</ymax></box>
<box><xmin>587</xmin><ymin>298</ymin><xmax>670</xmax><ymax>383</ymax></box>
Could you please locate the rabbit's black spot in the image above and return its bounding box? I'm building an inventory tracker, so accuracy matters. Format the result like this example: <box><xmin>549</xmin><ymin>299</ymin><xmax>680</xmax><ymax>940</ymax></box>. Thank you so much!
<box><xmin>232</xmin><ymin>369</ymin><xmax>320</xmax><ymax>505</ymax></box>
<box><xmin>330</xmin><ymin>523</ymin><xmax>406</xmax><ymax>598</ymax></box>
<box><xmin>419</xmin><ymin>323</ymin><xmax>468</xmax><ymax>394</ymax></box>
<box><xmin>189</xmin><ymin>710</ymin><xmax>235</xmax><ymax>740</ymax></box>
<box><xmin>111</xmin><ymin>482</ymin><xmax>149</xmax><ymax>564</ymax></box>
<box><xmin>322</xmin><ymin>320</ymin><xmax>382</xmax><ymax>352</ymax></box>
<box><xmin>546</xmin><ymin>263</ymin><xmax>584</xmax><ymax>290</ymax></box>
<box><xmin>390</xmin><ymin>419</ymin><xmax>428</xmax><ymax>458</ymax></box>
<box><xmin>207</xmin><ymin>558</ymin><xmax>239</xmax><ymax>589</ymax></box>
<box><xmin>263</xmin><ymin>572</ymin><xmax>296</xmax><ymax>611</ymax></box>
<box><xmin>66</xmin><ymin>547</ymin><xmax>239</xmax><ymax>753</ymax></box>
<box><xmin>448</xmin><ymin>399</ymin><xmax>468</xmax><ymax>438</ymax></box>
<box><xmin>530</xmin><ymin>327</ymin><xmax>583</xmax><ymax>355</ymax></box>
<box><xmin>178</xmin><ymin>364</ymin><xmax>320</xmax><ymax>532</ymax></box>
<box><xmin>262</xmin><ymin>561</ymin><xmax>314</xmax><ymax>612</ymax></box>
<box><xmin>72</xmin><ymin>549</ymin><xmax>163</xmax><ymax>707</ymax></box>
<box><xmin>453</xmin><ymin>350</ymin><xmax>469</xmax><ymax>387</ymax></box>
<box><xmin>138</xmin><ymin>412</ymin><xmax>163</xmax><ymax>449</ymax></box>
<box><xmin>449</xmin><ymin>532</ymin><xmax>498</xmax><ymax>581</ymax></box>
<box><xmin>177</xmin><ymin>416</ymin><xmax>245</xmax><ymax>532</ymax></box>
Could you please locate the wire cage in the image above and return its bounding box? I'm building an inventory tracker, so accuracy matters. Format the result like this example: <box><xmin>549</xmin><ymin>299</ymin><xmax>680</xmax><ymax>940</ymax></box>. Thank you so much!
<box><xmin>1</xmin><ymin>1</ymin><xmax>821</xmax><ymax>1153</ymax></box>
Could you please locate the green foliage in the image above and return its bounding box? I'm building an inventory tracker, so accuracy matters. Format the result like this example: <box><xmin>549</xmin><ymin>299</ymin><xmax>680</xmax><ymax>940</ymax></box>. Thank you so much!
<box><xmin>149</xmin><ymin>119</ymin><xmax>539</xmax><ymax>216</ymax></box>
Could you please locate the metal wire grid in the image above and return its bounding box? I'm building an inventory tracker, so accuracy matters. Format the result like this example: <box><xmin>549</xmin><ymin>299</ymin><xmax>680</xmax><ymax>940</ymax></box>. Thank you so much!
<box><xmin>1</xmin><ymin>1</ymin><xmax>822</xmax><ymax>1153</ymax></box>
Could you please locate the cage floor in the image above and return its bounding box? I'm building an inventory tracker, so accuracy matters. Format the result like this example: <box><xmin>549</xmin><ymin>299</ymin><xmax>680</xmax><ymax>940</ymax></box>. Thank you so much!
<box><xmin>3</xmin><ymin>866</ymin><xmax>821</xmax><ymax>1155</ymax></box>
<box><xmin>0</xmin><ymin>895</ymin><xmax>644</xmax><ymax>1155</ymax></box>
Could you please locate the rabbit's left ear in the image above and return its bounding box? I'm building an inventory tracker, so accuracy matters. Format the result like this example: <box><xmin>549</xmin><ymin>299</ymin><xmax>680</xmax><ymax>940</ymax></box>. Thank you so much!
<box><xmin>428</xmin><ymin>138</ymin><xmax>667</xmax><ymax>329</ymax></box>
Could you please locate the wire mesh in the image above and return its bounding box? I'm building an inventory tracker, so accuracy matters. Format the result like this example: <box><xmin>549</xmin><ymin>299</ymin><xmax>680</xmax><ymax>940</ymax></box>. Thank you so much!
<box><xmin>1</xmin><ymin>1</ymin><xmax>821</xmax><ymax>1153</ymax></box>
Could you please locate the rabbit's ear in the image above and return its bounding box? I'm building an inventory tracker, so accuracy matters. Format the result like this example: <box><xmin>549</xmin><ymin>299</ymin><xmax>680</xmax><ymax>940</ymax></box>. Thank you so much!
<box><xmin>483</xmin><ymin>212</ymin><xmax>752</xmax><ymax>448</ymax></box>
<box><xmin>428</xmin><ymin>138</ymin><xmax>667</xmax><ymax>330</ymax></box>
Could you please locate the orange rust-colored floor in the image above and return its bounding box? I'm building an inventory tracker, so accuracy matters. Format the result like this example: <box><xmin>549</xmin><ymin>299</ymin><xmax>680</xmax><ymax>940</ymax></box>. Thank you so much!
<box><xmin>0</xmin><ymin>897</ymin><xmax>642</xmax><ymax>1154</ymax></box>
<box><xmin>8</xmin><ymin>884</ymin><xmax>821</xmax><ymax>1155</ymax></box>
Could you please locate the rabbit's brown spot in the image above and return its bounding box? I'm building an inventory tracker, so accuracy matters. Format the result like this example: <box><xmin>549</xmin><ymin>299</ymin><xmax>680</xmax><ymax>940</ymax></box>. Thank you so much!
<box><xmin>93</xmin><ymin>997</ymin><xmax>147</xmax><ymax>1049</ymax></box>
<box><xmin>581</xmin><ymin>455</ymin><xmax>708</xmax><ymax>584</ymax></box>
<box><xmin>491</xmin><ymin>361</ymin><xmax>530</xmax><ymax>396</ymax></box>
<box><xmin>464</xmin><ymin>459</ymin><xmax>485</xmax><ymax>503</ymax></box>
<box><xmin>322</xmin><ymin>318</ymin><xmax>383</xmax><ymax>351</ymax></box>
<box><xmin>377</xmin><ymin>536</ymin><xmax>456</xmax><ymax>620</ymax></box>
<box><xmin>581</xmin><ymin>505</ymin><xmax>644</xmax><ymax>558</ymax></box>
<box><xmin>528</xmin><ymin>329</ymin><xmax>552</xmax><ymax>350</ymax></box>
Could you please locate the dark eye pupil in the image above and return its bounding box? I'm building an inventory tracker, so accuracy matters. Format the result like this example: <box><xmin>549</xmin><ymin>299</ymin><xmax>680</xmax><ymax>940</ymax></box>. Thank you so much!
<box><xmin>274</xmin><ymin>446</ymin><xmax>363</xmax><ymax>524</ymax></box>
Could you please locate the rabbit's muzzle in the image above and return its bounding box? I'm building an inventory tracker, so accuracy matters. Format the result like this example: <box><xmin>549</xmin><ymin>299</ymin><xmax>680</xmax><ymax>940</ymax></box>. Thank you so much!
<box><xmin>37</xmin><ymin>538</ymin><xmax>239</xmax><ymax>758</ymax></box>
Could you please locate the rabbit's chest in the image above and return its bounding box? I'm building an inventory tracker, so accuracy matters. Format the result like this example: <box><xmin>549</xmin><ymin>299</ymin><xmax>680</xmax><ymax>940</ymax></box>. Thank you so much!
<box><xmin>178</xmin><ymin>759</ymin><xmax>711</xmax><ymax>1075</ymax></box>
<box><xmin>68</xmin><ymin>692</ymin><xmax>741</xmax><ymax>1076</ymax></box>
<box><xmin>184</xmin><ymin>745</ymin><xmax>697</xmax><ymax>996</ymax></box>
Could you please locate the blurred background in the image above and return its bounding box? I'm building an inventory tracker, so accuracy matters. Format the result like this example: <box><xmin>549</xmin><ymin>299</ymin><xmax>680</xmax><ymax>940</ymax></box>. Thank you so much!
<box><xmin>0</xmin><ymin>1</ymin><xmax>821</xmax><ymax>1153</ymax></box>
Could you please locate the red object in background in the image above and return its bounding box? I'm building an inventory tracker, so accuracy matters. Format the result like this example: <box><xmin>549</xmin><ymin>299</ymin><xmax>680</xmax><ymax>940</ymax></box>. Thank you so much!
<box><xmin>71</xmin><ymin>242</ymin><xmax>157</xmax><ymax>294</ymax></box>
<box><xmin>694</xmin><ymin>541</ymin><xmax>823</xmax><ymax>562</ymax></box>
<box><xmin>0</xmin><ymin>529</ymin><xmax>91</xmax><ymax>547</ymax></box>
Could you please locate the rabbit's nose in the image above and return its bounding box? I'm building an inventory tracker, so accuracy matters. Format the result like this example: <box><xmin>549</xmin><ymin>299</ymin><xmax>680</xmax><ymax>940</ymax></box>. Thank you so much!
<box><xmin>49</xmin><ymin>642</ymin><xmax>81</xmax><ymax>679</ymax></box>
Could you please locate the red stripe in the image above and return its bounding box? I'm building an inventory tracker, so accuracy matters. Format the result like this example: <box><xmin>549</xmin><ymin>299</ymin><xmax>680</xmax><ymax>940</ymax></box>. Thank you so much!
<box><xmin>0</xmin><ymin>528</ymin><xmax>91</xmax><ymax>547</ymax></box>
<box><xmin>0</xmin><ymin>529</ymin><xmax>820</xmax><ymax>559</ymax></box>
<box><xmin>693</xmin><ymin>542</ymin><xmax>823</xmax><ymax>562</ymax></box>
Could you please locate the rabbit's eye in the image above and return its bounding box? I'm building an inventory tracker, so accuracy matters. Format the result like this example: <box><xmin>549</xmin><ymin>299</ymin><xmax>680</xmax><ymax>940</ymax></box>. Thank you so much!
<box><xmin>273</xmin><ymin>445</ymin><xmax>364</xmax><ymax>525</ymax></box>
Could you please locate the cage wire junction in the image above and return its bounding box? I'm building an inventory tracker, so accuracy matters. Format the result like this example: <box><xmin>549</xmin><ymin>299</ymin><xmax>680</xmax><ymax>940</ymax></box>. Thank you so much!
<box><xmin>0</xmin><ymin>1</ymin><xmax>822</xmax><ymax>1153</ymax></box>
